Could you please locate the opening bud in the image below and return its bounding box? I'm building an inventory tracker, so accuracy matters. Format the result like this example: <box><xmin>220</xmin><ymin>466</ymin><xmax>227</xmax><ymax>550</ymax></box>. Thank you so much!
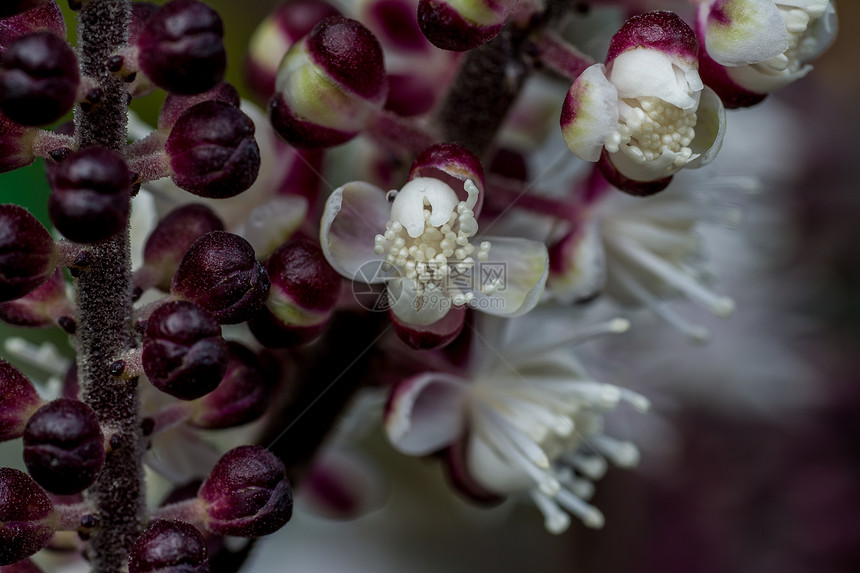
<box><xmin>269</xmin><ymin>16</ymin><xmax>388</xmax><ymax>148</ymax></box>
<box><xmin>188</xmin><ymin>342</ymin><xmax>272</xmax><ymax>429</ymax></box>
<box><xmin>142</xmin><ymin>300</ymin><xmax>229</xmax><ymax>401</ymax></box>
<box><xmin>0</xmin><ymin>204</ymin><xmax>56</xmax><ymax>303</ymax></box>
<box><xmin>0</xmin><ymin>32</ymin><xmax>79</xmax><ymax>126</ymax></box>
<box><xmin>198</xmin><ymin>446</ymin><xmax>292</xmax><ymax>538</ymax></box>
<box><xmin>137</xmin><ymin>204</ymin><xmax>225</xmax><ymax>293</ymax></box>
<box><xmin>165</xmin><ymin>101</ymin><xmax>261</xmax><ymax>199</ymax></box>
<box><xmin>0</xmin><ymin>468</ymin><xmax>54</xmax><ymax>565</ymax></box>
<box><xmin>245</xmin><ymin>0</ymin><xmax>341</xmax><ymax>102</ymax></box>
<box><xmin>249</xmin><ymin>238</ymin><xmax>340</xmax><ymax>347</ymax></box>
<box><xmin>0</xmin><ymin>359</ymin><xmax>42</xmax><ymax>442</ymax></box>
<box><xmin>171</xmin><ymin>231</ymin><xmax>270</xmax><ymax>325</ymax></box>
<box><xmin>416</xmin><ymin>0</ymin><xmax>515</xmax><ymax>52</ymax></box>
<box><xmin>128</xmin><ymin>519</ymin><xmax>209</xmax><ymax>573</ymax></box>
<box><xmin>48</xmin><ymin>146</ymin><xmax>132</xmax><ymax>244</ymax></box>
<box><xmin>22</xmin><ymin>398</ymin><xmax>105</xmax><ymax>495</ymax></box>
<box><xmin>136</xmin><ymin>0</ymin><xmax>227</xmax><ymax>95</ymax></box>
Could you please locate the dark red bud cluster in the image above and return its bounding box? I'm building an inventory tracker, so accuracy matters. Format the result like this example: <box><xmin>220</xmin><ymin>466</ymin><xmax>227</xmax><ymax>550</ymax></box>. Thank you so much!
<box><xmin>128</xmin><ymin>519</ymin><xmax>209</xmax><ymax>573</ymax></box>
<box><xmin>142</xmin><ymin>300</ymin><xmax>229</xmax><ymax>401</ymax></box>
<box><xmin>0</xmin><ymin>204</ymin><xmax>56</xmax><ymax>303</ymax></box>
<box><xmin>198</xmin><ymin>446</ymin><xmax>292</xmax><ymax>537</ymax></box>
<box><xmin>22</xmin><ymin>398</ymin><xmax>105</xmax><ymax>495</ymax></box>
<box><xmin>171</xmin><ymin>231</ymin><xmax>270</xmax><ymax>325</ymax></box>
<box><xmin>48</xmin><ymin>146</ymin><xmax>132</xmax><ymax>244</ymax></box>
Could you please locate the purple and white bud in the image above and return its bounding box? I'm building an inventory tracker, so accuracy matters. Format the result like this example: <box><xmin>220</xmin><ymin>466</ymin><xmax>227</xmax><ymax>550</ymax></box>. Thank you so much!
<box><xmin>137</xmin><ymin>204</ymin><xmax>225</xmax><ymax>293</ymax></box>
<box><xmin>416</xmin><ymin>0</ymin><xmax>517</xmax><ymax>52</ymax></box>
<box><xmin>269</xmin><ymin>16</ymin><xmax>388</xmax><ymax>148</ymax></box>
<box><xmin>245</xmin><ymin>0</ymin><xmax>341</xmax><ymax>102</ymax></box>
<box><xmin>142</xmin><ymin>300</ymin><xmax>229</xmax><ymax>400</ymax></box>
<box><xmin>171</xmin><ymin>231</ymin><xmax>270</xmax><ymax>325</ymax></box>
<box><xmin>0</xmin><ymin>360</ymin><xmax>42</xmax><ymax>442</ymax></box>
<box><xmin>128</xmin><ymin>519</ymin><xmax>209</xmax><ymax>573</ymax></box>
<box><xmin>136</xmin><ymin>0</ymin><xmax>226</xmax><ymax>95</ymax></box>
<box><xmin>165</xmin><ymin>101</ymin><xmax>261</xmax><ymax>199</ymax></box>
<box><xmin>0</xmin><ymin>204</ymin><xmax>56</xmax><ymax>303</ymax></box>
<box><xmin>696</xmin><ymin>0</ymin><xmax>837</xmax><ymax>108</ymax></box>
<box><xmin>188</xmin><ymin>342</ymin><xmax>272</xmax><ymax>430</ymax></box>
<box><xmin>560</xmin><ymin>11</ymin><xmax>726</xmax><ymax>195</ymax></box>
<box><xmin>48</xmin><ymin>146</ymin><xmax>132</xmax><ymax>243</ymax></box>
<box><xmin>198</xmin><ymin>446</ymin><xmax>293</xmax><ymax>538</ymax></box>
<box><xmin>249</xmin><ymin>238</ymin><xmax>341</xmax><ymax>348</ymax></box>
<box><xmin>0</xmin><ymin>468</ymin><xmax>54</xmax><ymax>565</ymax></box>
<box><xmin>22</xmin><ymin>398</ymin><xmax>105</xmax><ymax>495</ymax></box>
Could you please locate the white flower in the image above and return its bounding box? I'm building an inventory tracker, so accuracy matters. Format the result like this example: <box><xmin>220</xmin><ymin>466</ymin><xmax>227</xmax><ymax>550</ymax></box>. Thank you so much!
<box><xmin>384</xmin><ymin>312</ymin><xmax>649</xmax><ymax>533</ymax></box>
<box><xmin>320</xmin><ymin>175</ymin><xmax>549</xmax><ymax>328</ymax></box>
<box><xmin>561</xmin><ymin>11</ymin><xmax>725</xmax><ymax>190</ymax></box>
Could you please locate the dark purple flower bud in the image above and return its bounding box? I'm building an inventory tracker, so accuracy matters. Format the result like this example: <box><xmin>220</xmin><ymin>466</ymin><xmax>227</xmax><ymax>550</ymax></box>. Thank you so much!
<box><xmin>128</xmin><ymin>519</ymin><xmax>209</xmax><ymax>573</ymax></box>
<box><xmin>0</xmin><ymin>204</ymin><xmax>56</xmax><ymax>303</ymax></box>
<box><xmin>188</xmin><ymin>342</ymin><xmax>271</xmax><ymax>429</ymax></box>
<box><xmin>165</xmin><ymin>101</ymin><xmax>261</xmax><ymax>199</ymax></box>
<box><xmin>245</xmin><ymin>0</ymin><xmax>341</xmax><ymax>102</ymax></box>
<box><xmin>0</xmin><ymin>112</ymin><xmax>37</xmax><ymax>174</ymax></box>
<box><xmin>129</xmin><ymin>2</ymin><xmax>159</xmax><ymax>44</ymax></box>
<box><xmin>0</xmin><ymin>268</ymin><xmax>72</xmax><ymax>328</ymax></box>
<box><xmin>0</xmin><ymin>2</ymin><xmax>65</xmax><ymax>56</ymax></box>
<box><xmin>249</xmin><ymin>238</ymin><xmax>340</xmax><ymax>347</ymax></box>
<box><xmin>416</xmin><ymin>0</ymin><xmax>511</xmax><ymax>52</ymax></box>
<box><xmin>0</xmin><ymin>359</ymin><xmax>42</xmax><ymax>442</ymax></box>
<box><xmin>171</xmin><ymin>231</ymin><xmax>270</xmax><ymax>325</ymax></box>
<box><xmin>48</xmin><ymin>146</ymin><xmax>132</xmax><ymax>244</ymax></box>
<box><xmin>0</xmin><ymin>32</ymin><xmax>79</xmax><ymax>126</ymax></box>
<box><xmin>0</xmin><ymin>468</ymin><xmax>54</xmax><ymax>565</ymax></box>
<box><xmin>138</xmin><ymin>204</ymin><xmax>224</xmax><ymax>293</ymax></box>
<box><xmin>158</xmin><ymin>82</ymin><xmax>240</xmax><ymax>131</ymax></box>
<box><xmin>269</xmin><ymin>16</ymin><xmax>388</xmax><ymax>148</ymax></box>
<box><xmin>142</xmin><ymin>301</ymin><xmax>229</xmax><ymax>400</ymax></box>
<box><xmin>137</xmin><ymin>0</ymin><xmax>226</xmax><ymax>95</ymax></box>
<box><xmin>22</xmin><ymin>398</ymin><xmax>105</xmax><ymax>495</ymax></box>
<box><xmin>198</xmin><ymin>446</ymin><xmax>292</xmax><ymax>537</ymax></box>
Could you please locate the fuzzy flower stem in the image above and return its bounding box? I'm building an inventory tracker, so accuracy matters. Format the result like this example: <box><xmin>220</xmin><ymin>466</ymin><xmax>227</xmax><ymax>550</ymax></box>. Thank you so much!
<box><xmin>529</xmin><ymin>29</ymin><xmax>595</xmax><ymax>80</ymax></box>
<box><xmin>73</xmin><ymin>2</ymin><xmax>145</xmax><ymax>572</ymax></box>
<box><xmin>435</xmin><ymin>0</ymin><xmax>575</xmax><ymax>157</ymax></box>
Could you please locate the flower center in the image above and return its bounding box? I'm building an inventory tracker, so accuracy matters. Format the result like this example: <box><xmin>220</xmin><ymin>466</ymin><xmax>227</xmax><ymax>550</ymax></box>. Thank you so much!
<box><xmin>374</xmin><ymin>178</ymin><xmax>491</xmax><ymax>301</ymax></box>
<box><xmin>604</xmin><ymin>96</ymin><xmax>697</xmax><ymax>167</ymax></box>
<box><xmin>758</xmin><ymin>1</ymin><xmax>831</xmax><ymax>73</ymax></box>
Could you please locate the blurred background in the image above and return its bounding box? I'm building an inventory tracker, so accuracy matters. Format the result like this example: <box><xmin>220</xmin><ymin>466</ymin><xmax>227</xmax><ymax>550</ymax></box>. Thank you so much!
<box><xmin>1</xmin><ymin>1</ymin><xmax>858</xmax><ymax>572</ymax></box>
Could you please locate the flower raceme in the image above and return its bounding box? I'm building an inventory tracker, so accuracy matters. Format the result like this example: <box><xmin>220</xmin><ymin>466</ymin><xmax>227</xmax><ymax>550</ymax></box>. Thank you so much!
<box><xmin>561</xmin><ymin>11</ymin><xmax>726</xmax><ymax>195</ymax></box>
<box><xmin>320</xmin><ymin>144</ymin><xmax>549</xmax><ymax>348</ymax></box>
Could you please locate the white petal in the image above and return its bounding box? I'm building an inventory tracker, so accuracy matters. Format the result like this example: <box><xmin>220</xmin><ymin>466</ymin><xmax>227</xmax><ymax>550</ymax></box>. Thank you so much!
<box><xmin>609</xmin><ymin>49</ymin><xmax>699</xmax><ymax>110</ymax></box>
<box><xmin>390</xmin><ymin>177</ymin><xmax>459</xmax><ymax>238</ymax></box>
<box><xmin>561</xmin><ymin>64</ymin><xmax>619</xmax><ymax>162</ymax></box>
<box><xmin>687</xmin><ymin>87</ymin><xmax>726</xmax><ymax>169</ymax></box>
<box><xmin>297</xmin><ymin>448</ymin><xmax>388</xmax><ymax>521</ymax></box>
<box><xmin>609</xmin><ymin>146</ymin><xmax>686</xmax><ymax>182</ymax></box>
<box><xmin>385</xmin><ymin>373</ymin><xmax>467</xmax><ymax>455</ymax></box>
<box><xmin>465</xmin><ymin>433</ymin><xmax>533</xmax><ymax>494</ymax></box>
<box><xmin>237</xmin><ymin>195</ymin><xmax>308</xmax><ymax>259</ymax></box>
<box><xmin>702</xmin><ymin>0</ymin><xmax>789</xmax><ymax>66</ymax></box>
<box><xmin>726</xmin><ymin>60</ymin><xmax>812</xmax><ymax>93</ymax></box>
<box><xmin>472</xmin><ymin>237</ymin><xmax>549</xmax><ymax>317</ymax></box>
<box><xmin>548</xmin><ymin>225</ymin><xmax>607</xmax><ymax>304</ymax></box>
<box><xmin>386</xmin><ymin>277</ymin><xmax>451</xmax><ymax>325</ymax></box>
<box><xmin>320</xmin><ymin>181</ymin><xmax>391</xmax><ymax>283</ymax></box>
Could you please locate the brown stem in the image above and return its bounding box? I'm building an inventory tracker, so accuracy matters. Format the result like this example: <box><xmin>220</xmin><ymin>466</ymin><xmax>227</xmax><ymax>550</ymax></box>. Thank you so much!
<box><xmin>73</xmin><ymin>2</ymin><xmax>144</xmax><ymax>572</ymax></box>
